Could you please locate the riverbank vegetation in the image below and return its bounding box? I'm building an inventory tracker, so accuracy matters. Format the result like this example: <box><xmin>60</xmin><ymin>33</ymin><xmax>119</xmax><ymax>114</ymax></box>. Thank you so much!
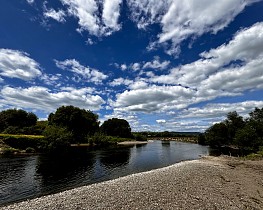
<box><xmin>199</xmin><ymin>107</ymin><xmax>263</xmax><ymax>158</ymax></box>
<box><xmin>0</xmin><ymin>105</ymin><xmax>138</xmax><ymax>155</ymax></box>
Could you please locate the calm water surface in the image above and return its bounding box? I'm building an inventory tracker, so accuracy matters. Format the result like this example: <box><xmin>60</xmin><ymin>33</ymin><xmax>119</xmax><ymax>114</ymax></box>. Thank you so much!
<box><xmin>0</xmin><ymin>141</ymin><xmax>210</xmax><ymax>206</ymax></box>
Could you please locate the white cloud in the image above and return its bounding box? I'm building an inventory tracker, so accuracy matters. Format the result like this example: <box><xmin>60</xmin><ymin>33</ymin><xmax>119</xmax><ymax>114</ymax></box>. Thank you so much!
<box><xmin>120</xmin><ymin>64</ymin><xmax>127</xmax><ymax>71</ymax></box>
<box><xmin>150</xmin><ymin>22</ymin><xmax>263</xmax><ymax>97</ymax></box>
<box><xmin>131</xmin><ymin>63</ymin><xmax>140</xmax><ymax>71</ymax></box>
<box><xmin>110</xmin><ymin>23</ymin><xmax>263</xmax><ymax>118</ymax></box>
<box><xmin>127</xmin><ymin>0</ymin><xmax>259</xmax><ymax>56</ymax></box>
<box><xmin>60</xmin><ymin>0</ymin><xmax>122</xmax><ymax>36</ymax></box>
<box><xmin>0</xmin><ymin>49</ymin><xmax>42</xmax><ymax>81</ymax></box>
<box><xmin>26</xmin><ymin>0</ymin><xmax>34</xmax><ymax>4</ymax></box>
<box><xmin>0</xmin><ymin>86</ymin><xmax>105</xmax><ymax>112</ymax></box>
<box><xmin>158</xmin><ymin>0</ymin><xmax>254</xmax><ymax>56</ymax></box>
<box><xmin>86</xmin><ymin>38</ymin><xmax>94</xmax><ymax>45</ymax></box>
<box><xmin>156</xmin><ymin>119</ymin><xmax>166</xmax><ymax>124</ymax></box>
<box><xmin>41</xmin><ymin>73</ymin><xmax>62</xmax><ymax>86</ymax></box>
<box><xmin>55</xmin><ymin>59</ymin><xmax>108</xmax><ymax>84</ymax></box>
<box><xmin>127</xmin><ymin>0</ymin><xmax>170</xmax><ymax>29</ymax></box>
<box><xmin>179</xmin><ymin>101</ymin><xmax>263</xmax><ymax>119</ymax></box>
<box><xmin>61</xmin><ymin>0</ymin><xmax>100</xmax><ymax>35</ymax></box>
<box><xmin>109</xmin><ymin>78</ymin><xmax>133</xmax><ymax>87</ymax></box>
<box><xmin>128</xmin><ymin>80</ymin><xmax>148</xmax><ymax>90</ymax></box>
<box><xmin>114</xmin><ymin>85</ymin><xmax>195</xmax><ymax>112</ymax></box>
<box><xmin>143</xmin><ymin>57</ymin><xmax>170</xmax><ymax>70</ymax></box>
<box><xmin>102</xmin><ymin>0</ymin><xmax>122</xmax><ymax>33</ymax></box>
<box><xmin>44</xmin><ymin>8</ymin><xmax>66</xmax><ymax>23</ymax></box>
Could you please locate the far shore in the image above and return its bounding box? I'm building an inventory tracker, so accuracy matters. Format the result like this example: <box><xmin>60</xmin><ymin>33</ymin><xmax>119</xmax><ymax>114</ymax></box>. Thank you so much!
<box><xmin>3</xmin><ymin>155</ymin><xmax>263</xmax><ymax>209</ymax></box>
<box><xmin>148</xmin><ymin>136</ymin><xmax>198</xmax><ymax>143</ymax></box>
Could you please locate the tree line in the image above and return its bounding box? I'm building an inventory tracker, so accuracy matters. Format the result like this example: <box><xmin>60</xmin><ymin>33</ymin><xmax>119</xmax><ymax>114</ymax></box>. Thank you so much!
<box><xmin>0</xmin><ymin>105</ymin><xmax>134</xmax><ymax>154</ymax></box>
<box><xmin>198</xmin><ymin>107</ymin><xmax>263</xmax><ymax>154</ymax></box>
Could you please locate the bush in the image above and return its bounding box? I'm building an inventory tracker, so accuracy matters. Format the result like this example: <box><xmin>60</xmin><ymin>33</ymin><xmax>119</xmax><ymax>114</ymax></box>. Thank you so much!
<box><xmin>2</xmin><ymin>135</ymin><xmax>45</xmax><ymax>151</ymax></box>
<box><xmin>2</xmin><ymin>147</ymin><xmax>19</xmax><ymax>156</ymax></box>
<box><xmin>43</xmin><ymin>126</ymin><xmax>73</xmax><ymax>154</ymax></box>
<box><xmin>25</xmin><ymin>147</ymin><xmax>35</xmax><ymax>153</ymax></box>
<box><xmin>134</xmin><ymin>134</ymin><xmax>147</xmax><ymax>141</ymax></box>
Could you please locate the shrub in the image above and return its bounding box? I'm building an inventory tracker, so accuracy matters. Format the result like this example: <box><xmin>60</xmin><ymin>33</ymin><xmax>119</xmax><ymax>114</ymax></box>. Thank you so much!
<box><xmin>134</xmin><ymin>134</ymin><xmax>147</xmax><ymax>141</ymax></box>
<box><xmin>2</xmin><ymin>147</ymin><xmax>19</xmax><ymax>156</ymax></box>
<box><xmin>25</xmin><ymin>147</ymin><xmax>35</xmax><ymax>153</ymax></box>
<box><xmin>43</xmin><ymin>126</ymin><xmax>73</xmax><ymax>154</ymax></box>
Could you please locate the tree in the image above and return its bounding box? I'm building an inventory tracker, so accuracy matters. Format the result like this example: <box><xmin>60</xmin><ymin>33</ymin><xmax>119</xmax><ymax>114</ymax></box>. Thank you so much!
<box><xmin>0</xmin><ymin>109</ymin><xmax>38</xmax><ymax>133</ymax></box>
<box><xmin>225</xmin><ymin>111</ymin><xmax>245</xmax><ymax>144</ymax></box>
<box><xmin>100</xmin><ymin>118</ymin><xmax>132</xmax><ymax>138</ymax></box>
<box><xmin>43</xmin><ymin>126</ymin><xmax>73</xmax><ymax>154</ymax></box>
<box><xmin>48</xmin><ymin>105</ymin><xmax>99</xmax><ymax>142</ymax></box>
<box><xmin>234</xmin><ymin>124</ymin><xmax>258</xmax><ymax>151</ymax></box>
<box><xmin>205</xmin><ymin>122</ymin><xmax>228</xmax><ymax>148</ymax></box>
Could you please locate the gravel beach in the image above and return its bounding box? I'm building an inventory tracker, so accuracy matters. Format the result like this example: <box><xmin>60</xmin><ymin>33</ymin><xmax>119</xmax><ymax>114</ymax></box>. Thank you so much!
<box><xmin>2</xmin><ymin>156</ymin><xmax>263</xmax><ymax>210</ymax></box>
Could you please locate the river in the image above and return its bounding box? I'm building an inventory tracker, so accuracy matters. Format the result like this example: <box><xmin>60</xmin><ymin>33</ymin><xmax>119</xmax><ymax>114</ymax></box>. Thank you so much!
<box><xmin>0</xmin><ymin>140</ymin><xmax>210</xmax><ymax>206</ymax></box>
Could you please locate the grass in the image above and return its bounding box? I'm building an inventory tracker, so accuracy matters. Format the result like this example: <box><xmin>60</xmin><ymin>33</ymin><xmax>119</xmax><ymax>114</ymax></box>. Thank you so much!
<box><xmin>242</xmin><ymin>147</ymin><xmax>263</xmax><ymax>160</ymax></box>
<box><xmin>0</xmin><ymin>133</ymin><xmax>46</xmax><ymax>155</ymax></box>
<box><xmin>0</xmin><ymin>133</ymin><xmax>44</xmax><ymax>139</ymax></box>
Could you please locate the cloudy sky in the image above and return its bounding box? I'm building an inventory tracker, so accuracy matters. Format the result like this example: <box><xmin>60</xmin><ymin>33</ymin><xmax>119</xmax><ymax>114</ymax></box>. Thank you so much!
<box><xmin>0</xmin><ymin>0</ymin><xmax>263</xmax><ymax>132</ymax></box>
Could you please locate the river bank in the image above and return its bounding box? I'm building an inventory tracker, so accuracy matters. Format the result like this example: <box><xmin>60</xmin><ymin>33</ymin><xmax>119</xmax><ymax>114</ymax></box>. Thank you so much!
<box><xmin>2</xmin><ymin>155</ymin><xmax>263</xmax><ymax>209</ymax></box>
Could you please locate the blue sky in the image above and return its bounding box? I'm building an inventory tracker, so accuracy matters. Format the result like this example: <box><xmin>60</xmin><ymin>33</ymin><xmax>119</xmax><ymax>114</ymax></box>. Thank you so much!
<box><xmin>0</xmin><ymin>0</ymin><xmax>263</xmax><ymax>132</ymax></box>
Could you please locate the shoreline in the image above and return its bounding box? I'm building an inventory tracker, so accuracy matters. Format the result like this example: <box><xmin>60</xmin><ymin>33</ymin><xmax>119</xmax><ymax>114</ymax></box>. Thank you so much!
<box><xmin>2</xmin><ymin>156</ymin><xmax>263</xmax><ymax>209</ymax></box>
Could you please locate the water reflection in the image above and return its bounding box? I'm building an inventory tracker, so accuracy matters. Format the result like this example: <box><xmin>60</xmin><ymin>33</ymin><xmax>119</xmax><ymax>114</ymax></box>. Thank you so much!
<box><xmin>100</xmin><ymin>147</ymin><xmax>130</xmax><ymax>168</ymax></box>
<box><xmin>161</xmin><ymin>140</ymin><xmax>171</xmax><ymax>146</ymax></box>
<box><xmin>0</xmin><ymin>141</ymin><xmax>210</xmax><ymax>206</ymax></box>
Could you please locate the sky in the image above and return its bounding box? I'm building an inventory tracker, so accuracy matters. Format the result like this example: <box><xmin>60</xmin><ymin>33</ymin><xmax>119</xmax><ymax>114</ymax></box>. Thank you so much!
<box><xmin>0</xmin><ymin>0</ymin><xmax>263</xmax><ymax>132</ymax></box>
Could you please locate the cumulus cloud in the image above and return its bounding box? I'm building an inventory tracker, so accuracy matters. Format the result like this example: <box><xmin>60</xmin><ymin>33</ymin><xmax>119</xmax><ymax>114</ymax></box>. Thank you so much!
<box><xmin>159</xmin><ymin>0</ymin><xmax>255</xmax><ymax>56</ymax></box>
<box><xmin>44</xmin><ymin>8</ymin><xmax>66</xmax><ymax>23</ymax></box>
<box><xmin>127</xmin><ymin>0</ymin><xmax>258</xmax><ymax>56</ymax></box>
<box><xmin>114</xmin><ymin>85</ymin><xmax>196</xmax><ymax>112</ymax></box>
<box><xmin>120</xmin><ymin>64</ymin><xmax>127</xmax><ymax>71</ymax></box>
<box><xmin>0</xmin><ymin>86</ymin><xmax>105</xmax><ymax>112</ymax></box>
<box><xmin>156</xmin><ymin>119</ymin><xmax>166</xmax><ymax>124</ymax></box>
<box><xmin>110</xmin><ymin>23</ymin><xmax>263</xmax><ymax>117</ymax></box>
<box><xmin>131</xmin><ymin>63</ymin><xmax>141</xmax><ymax>71</ymax></box>
<box><xmin>26</xmin><ymin>0</ymin><xmax>34</xmax><ymax>4</ymax></box>
<box><xmin>102</xmin><ymin>0</ymin><xmax>122</xmax><ymax>32</ymax></box>
<box><xmin>143</xmin><ymin>57</ymin><xmax>170</xmax><ymax>70</ymax></box>
<box><xmin>0</xmin><ymin>49</ymin><xmax>42</xmax><ymax>81</ymax></box>
<box><xmin>127</xmin><ymin>0</ymin><xmax>170</xmax><ymax>29</ymax></box>
<box><xmin>60</xmin><ymin>0</ymin><xmax>122</xmax><ymax>36</ymax></box>
<box><xmin>150</xmin><ymin>22</ymin><xmax>263</xmax><ymax>97</ymax></box>
<box><xmin>55</xmin><ymin>59</ymin><xmax>108</xmax><ymax>84</ymax></box>
<box><xmin>179</xmin><ymin>101</ymin><xmax>263</xmax><ymax>119</ymax></box>
<box><xmin>109</xmin><ymin>78</ymin><xmax>133</xmax><ymax>87</ymax></box>
<box><xmin>114</xmin><ymin>58</ymin><xmax>170</xmax><ymax>73</ymax></box>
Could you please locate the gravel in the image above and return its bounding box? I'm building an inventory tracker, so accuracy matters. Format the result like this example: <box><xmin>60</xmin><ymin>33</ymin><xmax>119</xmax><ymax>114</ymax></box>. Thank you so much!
<box><xmin>2</xmin><ymin>156</ymin><xmax>263</xmax><ymax>210</ymax></box>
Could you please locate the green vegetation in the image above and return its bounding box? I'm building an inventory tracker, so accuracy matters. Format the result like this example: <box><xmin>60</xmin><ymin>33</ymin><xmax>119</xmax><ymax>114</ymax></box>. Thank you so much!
<box><xmin>0</xmin><ymin>105</ymin><xmax>136</xmax><ymax>155</ymax></box>
<box><xmin>48</xmin><ymin>105</ymin><xmax>99</xmax><ymax>143</ymax></box>
<box><xmin>200</xmin><ymin>107</ymin><xmax>263</xmax><ymax>156</ymax></box>
<box><xmin>100</xmin><ymin>118</ymin><xmax>132</xmax><ymax>138</ymax></box>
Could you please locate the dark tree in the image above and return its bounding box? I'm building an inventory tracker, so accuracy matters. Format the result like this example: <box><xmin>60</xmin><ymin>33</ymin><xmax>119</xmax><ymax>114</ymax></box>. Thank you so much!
<box><xmin>225</xmin><ymin>111</ymin><xmax>245</xmax><ymax>144</ymax></box>
<box><xmin>205</xmin><ymin>122</ymin><xmax>228</xmax><ymax>148</ymax></box>
<box><xmin>48</xmin><ymin>105</ymin><xmax>99</xmax><ymax>142</ymax></box>
<box><xmin>100</xmin><ymin>118</ymin><xmax>132</xmax><ymax>138</ymax></box>
<box><xmin>0</xmin><ymin>109</ymin><xmax>38</xmax><ymax>132</ymax></box>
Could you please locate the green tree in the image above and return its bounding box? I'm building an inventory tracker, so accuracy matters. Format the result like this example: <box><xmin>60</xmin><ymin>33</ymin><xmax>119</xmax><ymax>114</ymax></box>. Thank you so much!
<box><xmin>100</xmin><ymin>118</ymin><xmax>132</xmax><ymax>138</ymax></box>
<box><xmin>234</xmin><ymin>124</ymin><xmax>258</xmax><ymax>151</ymax></box>
<box><xmin>48</xmin><ymin>105</ymin><xmax>99</xmax><ymax>143</ymax></box>
<box><xmin>0</xmin><ymin>109</ymin><xmax>38</xmax><ymax>133</ymax></box>
<box><xmin>205</xmin><ymin>122</ymin><xmax>228</xmax><ymax>148</ymax></box>
<box><xmin>225</xmin><ymin>111</ymin><xmax>245</xmax><ymax>144</ymax></box>
<box><xmin>43</xmin><ymin>126</ymin><xmax>73</xmax><ymax>154</ymax></box>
